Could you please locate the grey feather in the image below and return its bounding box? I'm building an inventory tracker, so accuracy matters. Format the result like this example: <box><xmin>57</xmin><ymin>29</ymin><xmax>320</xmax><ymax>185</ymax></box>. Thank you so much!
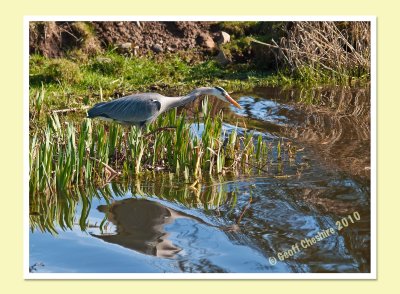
<box><xmin>88</xmin><ymin>93</ymin><xmax>163</xmax><ymax>126</ymax></box>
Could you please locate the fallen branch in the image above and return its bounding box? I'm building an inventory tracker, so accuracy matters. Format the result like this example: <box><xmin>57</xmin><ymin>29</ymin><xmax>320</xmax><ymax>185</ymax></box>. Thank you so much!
<box><xmin>51</xmin><ymin>106</ymin><xmax>90</xmax><ymax>114</ymax></box>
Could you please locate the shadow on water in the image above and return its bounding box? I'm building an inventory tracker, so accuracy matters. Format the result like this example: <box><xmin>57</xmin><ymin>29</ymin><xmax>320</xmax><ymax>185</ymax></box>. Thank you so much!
<box><xmin>29</xmin><ymin>85</ymin><xmax>371</xmax><ymax>273</ymax></box>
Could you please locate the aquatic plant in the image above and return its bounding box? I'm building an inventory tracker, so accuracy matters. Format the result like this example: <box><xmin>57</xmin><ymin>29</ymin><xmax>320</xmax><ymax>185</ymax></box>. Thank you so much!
<box><xmin>29</xmin><ymin>90</ymin><xmax>301</xmax><ymax>195</ymax></box>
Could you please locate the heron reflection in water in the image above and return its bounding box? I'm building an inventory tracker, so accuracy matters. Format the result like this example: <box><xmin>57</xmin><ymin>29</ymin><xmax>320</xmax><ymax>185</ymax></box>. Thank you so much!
<box><xmin>91</xmin><ymin>198</ymin><xmax>213</xmax><ymax>258</ymax></box>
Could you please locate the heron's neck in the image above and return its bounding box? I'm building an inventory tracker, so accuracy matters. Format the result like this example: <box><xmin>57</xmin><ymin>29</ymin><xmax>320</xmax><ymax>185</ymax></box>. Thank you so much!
<box><xmin>168</xmin><ymin>87</ymin><xmax>214</xmax><ymax>109</ymax></box>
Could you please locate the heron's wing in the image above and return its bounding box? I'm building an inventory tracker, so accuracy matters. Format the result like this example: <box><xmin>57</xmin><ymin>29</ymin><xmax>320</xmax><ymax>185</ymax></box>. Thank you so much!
<box><xmin>90</xmin><ymin>94</ymin><xmax>162</xmax><ymax>125</ymax></box>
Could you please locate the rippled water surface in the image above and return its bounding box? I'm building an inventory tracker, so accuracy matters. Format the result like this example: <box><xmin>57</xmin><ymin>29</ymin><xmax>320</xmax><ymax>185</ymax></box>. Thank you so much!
<box><xmin>29</xmin><ymin>86</ymin><xmax>371</xmax><ymax>274</ymax></box>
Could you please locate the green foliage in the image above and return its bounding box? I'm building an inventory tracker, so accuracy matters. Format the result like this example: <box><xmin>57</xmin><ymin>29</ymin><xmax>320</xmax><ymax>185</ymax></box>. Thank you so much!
<box><xmin>29</xmin><ymin>47</ymin><xmax>367</xmax><ymax>117</ymax></box>
<box><xmin>29</xmin><ymin>90</ymin><xmax>299</xmax><ymax>195</ymax></box>
<box><xmin>30</xmin><ymin>56</ymin><xmax>83</xmax><ymax>85</ymax></box>
<box><xmin>218</xmin><ymin>22</ymin><xmax>260</xmax><ymax>37</ymax></box>
<box><xmin>88</xmin><ymin>55</ymin><xmax>126</xmax><ymax>76</ymax></box>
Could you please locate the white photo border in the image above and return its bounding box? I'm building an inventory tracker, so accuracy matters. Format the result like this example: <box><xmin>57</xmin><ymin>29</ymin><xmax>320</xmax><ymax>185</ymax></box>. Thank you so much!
<box><xmin>23</xmin><ymin>15</ymin><xmax>377</xmax><ymax>280</ymax></box>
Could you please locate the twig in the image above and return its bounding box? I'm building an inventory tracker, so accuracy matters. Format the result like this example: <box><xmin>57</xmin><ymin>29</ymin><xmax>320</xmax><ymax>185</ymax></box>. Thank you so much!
<box><xmin>51</xmin><ymin>106</ymin><xmax>90</xmax><ymax>114</ymax></box>
<box><xmin>89</xmin><ymin>156</ymin><xmax>120</xmax><ymax>176</ymax></box>
<box><xmin>189</xmin><ymin>179</ymin><xmax>199</xmax><ymax>189</ymax></box>
<box><xmin>188</xmin><ymin>179</ymin><xmax>199</xmax><ymax>193</ymax></box>
<box><xmin>143</xmin><ymin>126</ymin><xmax>176</xmax><ymax>138</ymax></box>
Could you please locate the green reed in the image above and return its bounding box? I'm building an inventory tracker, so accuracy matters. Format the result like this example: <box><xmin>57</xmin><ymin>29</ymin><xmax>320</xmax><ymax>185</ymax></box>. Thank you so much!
<box><xmin>29</xmin><ymin>95</ymin><xmax>297</xmax><ymax>195</ymax></box>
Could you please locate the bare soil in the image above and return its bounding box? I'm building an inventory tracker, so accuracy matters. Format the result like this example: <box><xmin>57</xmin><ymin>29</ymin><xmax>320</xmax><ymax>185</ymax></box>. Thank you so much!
<box><xmin>29</xmin><ymin>21</ymin><xmax>221</xmax><ymax>58</ymax></box>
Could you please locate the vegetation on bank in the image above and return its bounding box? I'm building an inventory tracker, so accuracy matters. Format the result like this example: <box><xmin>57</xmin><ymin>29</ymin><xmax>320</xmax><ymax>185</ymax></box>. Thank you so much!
<box><xmin>217</xmin><ymin>21</ymin><xmax>370</xmax><ymax>84</ymax></box>
<box><xmin>29</xmin><ymin>51</ymin><xmax>283</xmax><ymax>115</ymax></box>
<box><xmin>28</xmin><ymin>21</ymin><xmax>369</xmax><ymax>196</ymax></box>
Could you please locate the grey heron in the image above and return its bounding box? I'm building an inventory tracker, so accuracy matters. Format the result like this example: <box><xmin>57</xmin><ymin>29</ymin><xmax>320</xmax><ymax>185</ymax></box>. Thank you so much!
<box><xmin>87</xmin><ymin>86</ymin><xmax>241</xmax><ymax>127</ymax></box>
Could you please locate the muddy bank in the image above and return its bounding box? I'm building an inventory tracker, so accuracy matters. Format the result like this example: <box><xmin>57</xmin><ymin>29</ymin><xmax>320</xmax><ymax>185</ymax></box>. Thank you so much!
<box><xmin>29</xmin><ymin>21</ymin><xmax>285</xmax><ymax>68</ymax></box>
<box><xmin>29</xmin><ymin>21</ymin><xmax>222</xmax><ymax>58</ymax></box>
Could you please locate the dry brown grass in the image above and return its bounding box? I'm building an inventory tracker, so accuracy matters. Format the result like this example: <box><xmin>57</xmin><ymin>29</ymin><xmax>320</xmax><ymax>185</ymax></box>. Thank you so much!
<box><xmin>268</xmin><ymin>21</ymin><xmax>371</xmax><ymax>81</ymax></box>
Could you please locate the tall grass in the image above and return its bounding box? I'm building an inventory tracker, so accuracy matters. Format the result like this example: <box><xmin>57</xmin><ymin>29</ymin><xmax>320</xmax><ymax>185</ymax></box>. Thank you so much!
<box><xmin>265</xmin><ymin>21</ymin><xmax>371</xmax><ymax>84</ymax></box>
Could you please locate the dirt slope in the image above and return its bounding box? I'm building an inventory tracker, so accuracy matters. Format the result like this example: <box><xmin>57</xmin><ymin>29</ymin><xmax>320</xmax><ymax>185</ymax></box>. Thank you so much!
<box><xmin>29</xmin><ymin>21</ymin><xmax>220</xmax><ymax>58</ymax></box>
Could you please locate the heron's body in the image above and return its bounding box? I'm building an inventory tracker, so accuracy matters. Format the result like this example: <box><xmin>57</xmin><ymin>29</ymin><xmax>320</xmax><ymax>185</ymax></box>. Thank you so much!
<box><xmin>88</xmin><ymin>93</ymin><xmax>166</xmax><ymax>126</ymax></box>
<box><xmin>87</xmin><ymin>87</ymin><xmax>241</xmax><ymax>127</ymax></box>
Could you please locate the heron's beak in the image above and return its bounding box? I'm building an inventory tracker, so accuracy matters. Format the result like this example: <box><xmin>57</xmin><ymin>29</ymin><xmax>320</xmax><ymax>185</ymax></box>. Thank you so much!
<box><xmin>225</xmin><ymin>94</ymin><xmax>242</xmax><ymax>109</ymax></box>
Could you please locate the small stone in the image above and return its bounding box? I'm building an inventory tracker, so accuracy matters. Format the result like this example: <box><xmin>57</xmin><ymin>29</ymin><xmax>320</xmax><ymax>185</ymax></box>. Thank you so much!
<box><xmin>196</xmin><ymin>33</ymin><xmax>216</xmax><ymax>50</ymax></box>
<box><xmin>133</xmin><ymin>45</ymin><xmax>139</xmax><ymax>56</ymax></box>
<box><xmin>152</xmin><ymin>44</ymin><xmax>163</xmax><ymax>53</ymax></box>
<box><xmin>117</xmin><ymin>42</ymin><xmax>133</xmax><ymax>54</ymax></box>
<box><xmin>217</xmin><ymin>31</ymin><xmax>231</xmax><ymax>45</ymax></box>
<box><xmin>119</xmin><ymin>42</ymin><xmax>132</xmax><ymax>50</ymax></box>
<box><xmin>215</xmin><ymin>50</ymin><xmax>231</xmax><ymax>65</ymax></box>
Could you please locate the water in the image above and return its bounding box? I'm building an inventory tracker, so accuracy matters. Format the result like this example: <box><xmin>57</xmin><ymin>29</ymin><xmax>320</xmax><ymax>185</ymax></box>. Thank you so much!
<box><xmin>29</xmin><ymin>86</ymin><xmax>371</xmax><ymax>274</ymax></box>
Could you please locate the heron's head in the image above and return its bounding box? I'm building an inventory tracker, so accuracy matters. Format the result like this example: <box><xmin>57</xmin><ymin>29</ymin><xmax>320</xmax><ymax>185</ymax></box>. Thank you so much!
<box><xmin>212</xmin><ymin>86</ymin><xmax>242</xmax><ymax>109</ymax></box>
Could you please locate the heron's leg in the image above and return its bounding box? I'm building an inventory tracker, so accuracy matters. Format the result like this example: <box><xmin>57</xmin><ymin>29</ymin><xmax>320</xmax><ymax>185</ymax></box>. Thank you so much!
<box><xmin>143</xmin><ymin>126</ymin><xmax>176</xmax><ymax>138</ymax></box>
<box><xmin>124</xmin><ymin>128</ymin><xmax>128</xmax><ymax>158</ymax></box>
